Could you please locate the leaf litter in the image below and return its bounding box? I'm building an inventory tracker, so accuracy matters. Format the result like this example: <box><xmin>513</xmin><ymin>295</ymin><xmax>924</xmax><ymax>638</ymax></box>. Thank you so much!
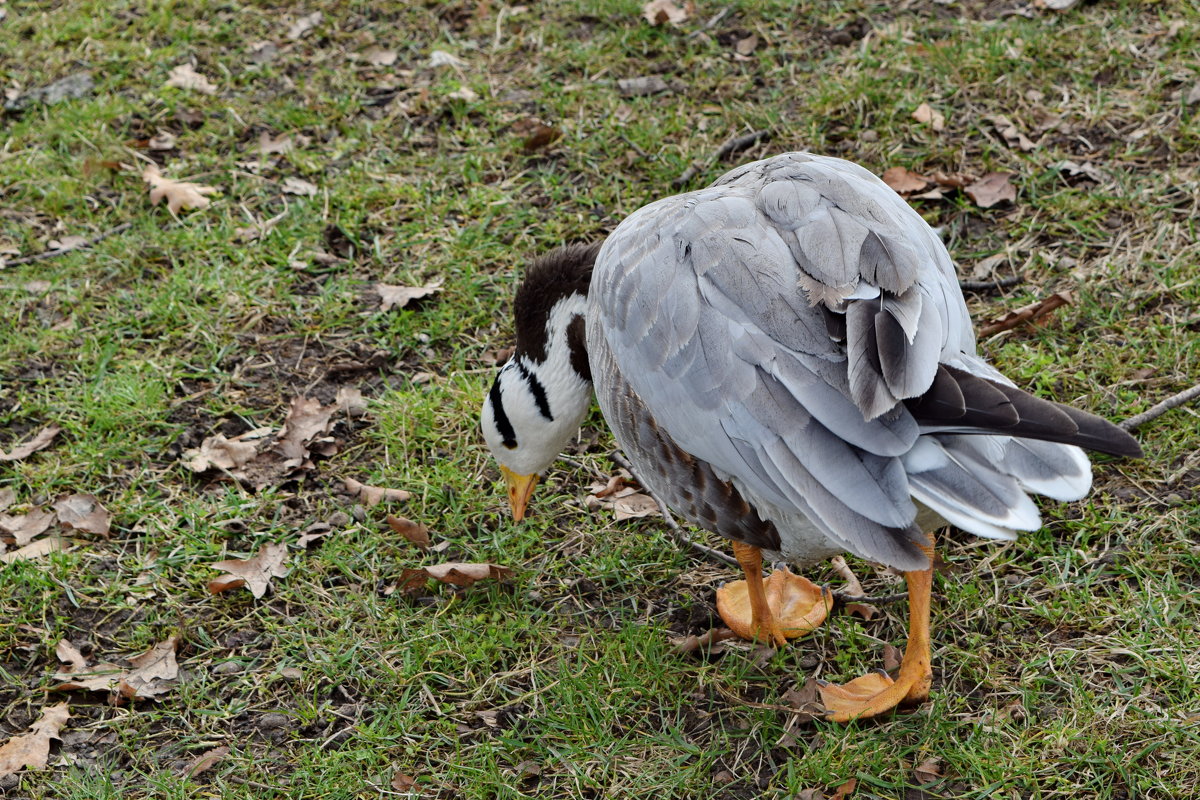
<box><xmin>142</xmin><ymin>164</ymin><xmax>218</xmax><ymax>214</ymax></box>
<box><xmin>375</xmin><ymin>280</ymin><xmax>444</xmax><ymax>311</ymax></box>
<box><xmin>0</xmin><ymin>424</ymin><xmax>60</xmax><ymax>461</ymax></box>
<box><xmin>51</xmin><ymin>636</ymin><xmax>180</xmax><ymax>700</ymax></box>
<box><xmin>0</xmin><ymin>703</ymin><xmax>70</xmax><ymax>778</ymax></box>
<box><xmin>208</xmin><ymin>542</ymin><xmax>290</xmax><ymax>599</ymax></box>
<box><xmin>343</xmin><ymin>477</ymin><xmax>412</xmax><ymax>506</ymax></box>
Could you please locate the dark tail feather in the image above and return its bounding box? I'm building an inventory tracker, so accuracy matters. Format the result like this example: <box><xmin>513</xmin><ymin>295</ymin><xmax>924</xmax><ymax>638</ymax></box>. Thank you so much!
<box><xmin>906</xmin><ymin>365</ymin><xmax>1143</xmax><ymax>459</ymax></box>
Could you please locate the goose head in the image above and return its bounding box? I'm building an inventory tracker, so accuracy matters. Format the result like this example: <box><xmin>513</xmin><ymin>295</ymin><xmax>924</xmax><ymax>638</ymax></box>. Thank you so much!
<box><xmin>481</xmin><ymin>243</ymin><xmax>600</xmax><ymax>519</ymax></box>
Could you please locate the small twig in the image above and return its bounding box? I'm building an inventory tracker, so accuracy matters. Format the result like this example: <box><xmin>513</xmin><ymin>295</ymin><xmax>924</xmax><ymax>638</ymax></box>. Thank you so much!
<box><xmin>3</xmin><ymin>222</ymin><xmax>132</xmax><ymax>266</ymax></box>
<box><xmin>958</xmin><ymin>274</ymin><xmax>1023</xmax><ymax>292</ymax></box>
<box><xmin>1119</xmin><ymin>383</ymin><xmax>1200</xmax><ymax>431</ymax></box>
<box><xmin>832</xmin><ymin>591</ymin><xmax>909</xmax><ymax>605</ymax></box>
<box><xmin>714</xmin><ymin>129</ymin><xmax>771</xmax><ymax>161</ymax></box>
<box><xmin>673</xmin><ymin>129</ymin><xmax>772</xmax><ymax>187</ymax></box>
<box><xmin>608</xmin><ymin>450</ymin><xmax>739</xmax><ymax>569</ymax></box>
<box><xmin>670</xmin><ymin>626</ymin><xmax>738</xmax><ymax>654</ymax></box>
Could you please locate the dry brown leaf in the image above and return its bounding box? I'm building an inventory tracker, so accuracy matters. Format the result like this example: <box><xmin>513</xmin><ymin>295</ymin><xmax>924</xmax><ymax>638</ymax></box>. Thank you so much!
<box><xmin>781</xmin><ymin>677</ymin><xmax>827</xmax><ymax>724</ymax></box>
<box><xmin>0</xmin><ymin>487</ymin><xmax>14</xmax><ymax>513</ymax></box>
<box><xmin>587</xmin><ymin>473</ymin><xmax>630</xmax><ymax>498</ymax></box>
<box><xmin>965</xmin><ymin>172</ymin><xmax>1016</xmax><ymax>208</ymax></box>
<box><xmin>183</xmin><ymin>433</ymin><xmax>259</xmax><ymax>473</ymax></box>
<box><xmin>612</xmin><ymin>491</ymin><xmax>661</xmax><ymax>520</ymax></box>
<box><xmin>844</xmin><ymin>601</ymin><xmax>879</xmax><ymax>621</ymax></box>
<box><xmin>282</xmin><ymin>177</ymin><xmax>318</xmax><ymax>196</ymax></box>
<box><xmin>513</xmin><ymin>118</ymin><xmax>563</xmax><ymax>152</ymax></box>
<box><xmin>48</xmin><ymin>235</ymin><xmax>88</xmax><ymax>252</ymax></box>
<box><xmin>831</xmin><ymin>778</ymin><xmax>857</xmax><ymax>800</ymax></box>
<box><xmin>56</xmin><ymin>640</ymin><xmax>89</xmax><ymax>672</ymax></box>
<box><xmin>51</xmin><ymin>641</ymin><xmax>125</xmax><ymax>693</ymax></box>
<box><xmin>0</xmin><ymin>536</ymin><xmax>68</xmax><ymax>563</ymax></box>
<box><xmin>882</xmin><ymin>642</ymin><xmax>904</xmax><ymax>672</ymax></box>
<box><xmin>913</xmin><ymin>757</ymin><xmax>942</xmax><ymax>784</ymax></box>
<box><xmin>426</xmin><ymin>562</ymin><xmax>512</xmax><ymax>586</ymax></box>
<box><xmin>642</xmin><ymin>0</ymin><xmax>691</xmax><ymax>26</ymax></box>
<box><xmin>1054</xmin><ymin>159</ymin><xmax>1107</xmax><ymax>183</ymax></box>
<box><xmin>618</xmin><ymin>75</ymin><xmax>671</xmax><ymax>97</ymax></box>
<box><xmin>147</xmin><ymin>131</ymin><xmax>176</xmax><ymax>150</ymax></box>
<box><xmin>275</xmin><ymin>396</ymin><xmax>337</xmax><ymax>469</ymax></box>
<box><xmin>912</xmin><ymin>102</ymin><xmax>945</xmax><ymax>131</ymax></box>
<box><xmin>987</xmin><ymin>114</ymin><xmax>1036</xmax><ymax>152</ymax></box>
<box><xmin>258</xmin><ymin>132</ymin><xmax>294</xmax><ymax>155</ymax></box>
<box><xmin>392</xmin><ymin>772</ymin><xmax>417</xmax><ymax>791</ymax></box>
<box><xmin>360</xmin><ymin>47</ymin><xmax>398</xmax><ymax>66</ymax></box>
<box><xmin>52</xmin><ymin>493</ymin><xmax>111</xmax><ymax>536</ymax></box>
<box><xmin>295</xmin><ymin>522</ymin><xmax>332</xmax><ymax>548</ymax></box>
<box><xmin>164</xmin><ymin>64</ymin><xmax>217</xmax><ymax>95</ymax></box>
<box><xmin>208</xmin><ymin>542</ymin><xmax>290</xmax><ymax>599</ymax></box>
<box><xmin>734</xmin><ymin>34</ymin><xmax>759</xmax><ymax>56</ymax></box>
<box><xmin>0</xmin><ymin>703</ymin><xmax>70</xmax><ymax>778</ymax></box>
<box><xmin>142</xmin><ymin>164</ymin><xmax>218</xmax><ymax>214</ymax></box>
<box><xmin>1</xmin><ymin>508</ymin><xmax>56</xmax><ymax>546</ymax></box>
<box><xmin>797</xmin><ymin>790</ymin><xmax>825</xmax><ymax>800</ymax></box>
<box><xmin>118</xmin><ymin>635</ymin><xmax>180</xmax><ymax>699</ymax></box>
<box><xmin>396</xmin><ymin>562</ymin><xmax>513</xmax><ymax>595</ymax></box>
<box><xmin>335</xmin><ymin>386</ymin><xmax>367</xmax><ymax>416</ymax></box>
<box><xmin>343</xmin><ymin>477</ymin><xmax>412</xmax><ymax>506</ymax></box>
<box><xmin>0</xmin><ymin>425</ymin><xmax>61</xmax><ymax>461</ymax></box>
<box><xmin>185</xmin><ymin>745</ymin><xmax>230</xmax><ymax>778</ymax></box>
<box><xmin>881</xmin><ymin>166</ymin><xmax>932</xmax><ymax>195</ymax></box>
<box><xmin>287</xmin><ymin>11</ymin><xmax>322</xmax><ymax>39</ymax></box>
<box><xmin>979</xmin><ymin>291</ymin><xmax>1072</xmax><ymax>337</ymax></box>
<box><xmin>376</xmin><ymin>280</ymin><xmax>444</xmax><ymax>312</ymax></box>
<box><xmin>387</xmin><ymin>514</ymin><xmax>431</xmax><ymax>550</ymax></box>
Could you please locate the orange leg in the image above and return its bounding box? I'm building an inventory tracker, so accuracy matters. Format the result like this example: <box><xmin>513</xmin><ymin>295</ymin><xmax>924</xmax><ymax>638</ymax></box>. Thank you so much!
<box><xmin>716</xmin><ymin>541</ymin><xmax>831</xmax><ymax>647</ymax></box>
<box><xmin>818</xmin><ymin>563</ymin><xmax>934</xmax><ymax>722</ymax></box>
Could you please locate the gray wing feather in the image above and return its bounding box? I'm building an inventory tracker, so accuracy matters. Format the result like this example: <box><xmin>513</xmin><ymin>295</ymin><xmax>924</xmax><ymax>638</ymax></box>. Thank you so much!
<box><xmin>592</xmin><ymin>153</ymin><xmax>968</xmax><ymax>566</ymax></box>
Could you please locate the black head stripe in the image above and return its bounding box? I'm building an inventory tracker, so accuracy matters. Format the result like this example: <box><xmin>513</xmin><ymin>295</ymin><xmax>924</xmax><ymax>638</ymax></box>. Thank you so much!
<box><xmin>488</xmin><ymin>377</ymin><xmax>518</xmax><ymax>447</ymax></box>
<box><xmin>515</xmin><ymin>360</ymin><xmax>554</xmax><ymax>421</ymax></box>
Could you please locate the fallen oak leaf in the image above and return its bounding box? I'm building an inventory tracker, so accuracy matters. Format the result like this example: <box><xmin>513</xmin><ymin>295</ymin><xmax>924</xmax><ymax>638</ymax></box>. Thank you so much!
<box><xmin>0</xmin><ymin>424</ymin><xmax>61</xmax><ymax>461</ymax></box>
<box><xmin>50</xmin><ymin>639</ymin><xmax>125</xmax><ymax>693</ymax></box>
<box><xmin>183</xmin><ymin>433</ymin><xmax>259</xmax><ymax>473</ymax></box>
<box><xmin>394</xmin><ymin>562</ymin><xmax>513</xmax><ymax>595</ymax></box>
<box><xmin>52</xmin><ymin>493</ymin><xmax>111</xmax><ymax>536</ymax></box>
<box><xmin>642</xmin><ymin>0</ymin><xmax>691</xmax><ymax>26</ymax></box>
<box><xmin>142</xmin><ymin>164</ymin><xmax>218</xmax><ymax>214</ymax></box>
<box><xmin>343</xmin><ymin>477</ymin><xmax>411</xmax><ymax>506</ymax></box>
<box><xmin>118</xmin><ymin>635</ymin><xmax>180</xmax><ymax>699</ymax></box>
<box><xmin>987</xmin><ymin>114</ymin><xmax>1036</xmax><ymax>152</ymax></box>
<box><xmin>913</xmin><ymin>757</ymin><xmax>943</xmax><ymax>785</ymax></box>
<box><xmin>164</xmin><ymin>63</ymin><xmax>218</xmax><ymax>94</ymax></box>
<box><xmin>831</xmin><ymin>778</ymin><xmax>857</xmax><ymax>800</ymax></box>
<box><xmin>912</xmin><ymin>102</ymin><xmax>945</xmax><ymax>132</ymax></box>
<box><xmin>979</xmin><ymin>291</ymin><xmax>1072</xmax><ymax>337</ymax></box>
<box><xmin>781</xmin><ymin>677</ymin><xmax>827</xmax><ymax>724</ymax></box>
<box><xmin>0</xmin><ymin>507</ymin><xmax>56</xmax><ymax>546</ymax></box>
<box><xmin>0</xmin><ymin>536</ymin><xmax>69</xmax><ymax>564</ymax></box>
<box><xmin>375</xmin><ymin>280</ymin><xmax>444</xmax><ymax>311</ymax></box>
<box><xmin>881</xmin><ymin>166</ymin><xmax>933</xmax><ymax>195</ymax></box>
<box><xmin>0</xmin><ymin>487</ymin><xmax>14</xmax><ymax>512</ymax></box>
<box><xmin>275</xmin><ymin>396</ymin><xmax>337</xmax><ymax>468</ymax></box>
<box><xmin>387</xmin><ymin>514</ymin><xmax>431</xmax><ymax>550</ymax></box>
<box><xmin>185</xmin><ymin>745</ymin><xmax>230</xmax><ymax>779</ymax></box>
<box><xmin>0</xmin><ymin>703</ymin><xmax>70</xmax><ymax>778</ymax></box>
<box><xmin>965</xmin><ymin>172</ymin><xmax>1017</xmax><ymax>209</ymax></box>
<box><xmin>208</xmin><ymin>542</ymin><xmax>290</xmax><ymax>599</ymax></box>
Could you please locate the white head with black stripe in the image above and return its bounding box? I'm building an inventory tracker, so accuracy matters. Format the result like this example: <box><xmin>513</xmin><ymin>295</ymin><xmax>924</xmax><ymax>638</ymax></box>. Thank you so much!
<box><xmin>481</xmin><ymin>243</ymin><xmax>601</xmax><ymax>520</ymax></box>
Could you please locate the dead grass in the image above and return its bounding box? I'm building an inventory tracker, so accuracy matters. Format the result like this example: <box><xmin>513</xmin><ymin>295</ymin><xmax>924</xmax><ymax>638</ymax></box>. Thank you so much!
<box><xmin>1</xmin><ymin>0</ymin><xmax>1198</xmax><ymax>798</ymax></box>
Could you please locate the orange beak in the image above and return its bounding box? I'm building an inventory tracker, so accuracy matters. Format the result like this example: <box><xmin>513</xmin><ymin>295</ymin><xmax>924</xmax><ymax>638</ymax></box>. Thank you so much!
<box><xmin>500</xmin><ymin>466</ymin><xmax>539</xmax><ymax>522</ymax></box>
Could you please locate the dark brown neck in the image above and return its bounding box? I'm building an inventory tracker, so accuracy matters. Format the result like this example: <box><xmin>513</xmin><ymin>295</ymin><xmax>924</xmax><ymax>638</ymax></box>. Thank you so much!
<box><xmin>513</xmin><ymin>242</ymin><xmax>601</xmax><ymax>364</ymax></box>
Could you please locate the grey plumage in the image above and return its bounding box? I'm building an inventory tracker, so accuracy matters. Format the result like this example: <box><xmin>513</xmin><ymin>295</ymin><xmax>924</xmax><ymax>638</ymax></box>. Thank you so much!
<box><xmin>586</xmin><ymin>152</ymin><xmax>1141</xmax><ymax>572</ymax></box>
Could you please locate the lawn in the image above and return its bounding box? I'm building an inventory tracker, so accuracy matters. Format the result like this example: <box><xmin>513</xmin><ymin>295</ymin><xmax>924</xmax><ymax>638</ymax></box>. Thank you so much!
<box><xmin>1</xmin><ymin>1</ymin><xmax>1198</xmax><ymax>798</ymax></box>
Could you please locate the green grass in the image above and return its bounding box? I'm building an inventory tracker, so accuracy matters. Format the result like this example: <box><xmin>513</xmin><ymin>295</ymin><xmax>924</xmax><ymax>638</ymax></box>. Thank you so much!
<box><xmin>2</xmin><ymin>0</ymin><xmax>1199</xmax><ymax>797</ymax></box>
